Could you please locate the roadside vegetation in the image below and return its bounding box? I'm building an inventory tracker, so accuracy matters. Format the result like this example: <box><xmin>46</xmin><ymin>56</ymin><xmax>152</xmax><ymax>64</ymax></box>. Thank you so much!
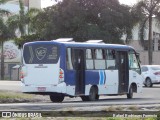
<box><xmin>0</xmin><ymin>91</ymin><xmax>41</xmax><ymax>103</ymax></box>
<box><xmin>1</xmin><ymin>117</ymin><xmax>158</xmax><ymax>120</ymax></box>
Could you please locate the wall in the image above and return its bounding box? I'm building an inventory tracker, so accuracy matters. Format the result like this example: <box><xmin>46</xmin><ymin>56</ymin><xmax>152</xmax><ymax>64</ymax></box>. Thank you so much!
<box><xmin>29</xmin><ymin>0</ymin><xmax>57</xmax><ymax>9</ymax></box>
<box><xmin>0</xmin><ymin>41</ymin><xmax>21</xmax><ymax>80</ymax></box>
<box><xmin>127</xmin><ymin>18</ymin><xmax>160</xmax><ymax>65</ymax></box>
<box><xmin>128</xmin><ymin>40</ymin><xmax>160</xmax><ymax>65</ymax></box>
<box><xmin>29</xmin><ymin>0</ymin><xmax>41</xmax><ymax>9</ymax></box>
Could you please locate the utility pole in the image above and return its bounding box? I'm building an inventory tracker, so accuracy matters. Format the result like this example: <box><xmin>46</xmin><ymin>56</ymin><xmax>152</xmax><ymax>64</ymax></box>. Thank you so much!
<box><xmin>148</xmin><ymin>0</ymin><xmax>153</xmax><ymax>65</ymax></box>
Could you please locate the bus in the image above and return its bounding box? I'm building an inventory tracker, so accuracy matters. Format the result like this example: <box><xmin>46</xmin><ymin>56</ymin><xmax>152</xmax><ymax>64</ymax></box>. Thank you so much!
<box><xmin>21</xmin><ymin>38</ymin><xmax>143</xmax><ymax>102</ymax></box>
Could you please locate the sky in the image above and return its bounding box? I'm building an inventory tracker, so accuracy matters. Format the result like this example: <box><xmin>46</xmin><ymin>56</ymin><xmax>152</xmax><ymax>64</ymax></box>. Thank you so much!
<box><xmin>0</xmin><ymin>0</ymin><xmax>139</xmax><ymax>14</ymax></box>
<box><xmin>119</xmin><ymin>0</ymin><xmax>138</xmax><ymax>5</ymax></box>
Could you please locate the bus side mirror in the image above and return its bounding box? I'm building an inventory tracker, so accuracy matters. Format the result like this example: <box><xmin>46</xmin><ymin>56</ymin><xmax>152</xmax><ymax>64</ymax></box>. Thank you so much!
<box><xmin>136</xmin><ymin>53</ymin><xmax>141</xmax><ymax>63</ymax></box>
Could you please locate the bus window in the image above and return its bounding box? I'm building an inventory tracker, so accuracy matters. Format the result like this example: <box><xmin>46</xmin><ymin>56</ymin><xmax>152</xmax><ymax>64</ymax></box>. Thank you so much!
<box><xmin>128</xmin><ymin>51</ymin><xmax>141</xmax><ymax>74</ymax></box>
<box><xmin>106</xmin><ymin>49</ymin><xmax>116</xmax><ymax>69</ymax></box>
<box><xmin>94</xmin><ymin>49</ymin><xmax>106</xmax><ymax>69</ymax></box>
<box><xmin>86</xmin><ymin>49</ymin><xmax>94</xmax><ymax>69</ymax></box>
<box><xmin>66</xmin><ymin>48</ymin><xmax>73</xmax><ymax>70</ymax></box>
<box><xmin>23</xmin><ymin>44</ymin><xmax>59</xmax><ymax>64</ymax></box>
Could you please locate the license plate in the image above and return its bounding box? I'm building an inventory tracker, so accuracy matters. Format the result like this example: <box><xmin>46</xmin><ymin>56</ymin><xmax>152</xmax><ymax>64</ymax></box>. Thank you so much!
<box><xmin>37</xmin><ymin>87</ymin><xmax>46</xmax><ymax>92</ymax></box>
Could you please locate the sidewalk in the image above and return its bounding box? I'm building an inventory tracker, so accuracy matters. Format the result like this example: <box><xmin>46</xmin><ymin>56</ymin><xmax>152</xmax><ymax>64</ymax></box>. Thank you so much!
<box><xmin>0</xmin><ymin>80</ymin><xmax>21</xmax><ymax>92</ymax></box>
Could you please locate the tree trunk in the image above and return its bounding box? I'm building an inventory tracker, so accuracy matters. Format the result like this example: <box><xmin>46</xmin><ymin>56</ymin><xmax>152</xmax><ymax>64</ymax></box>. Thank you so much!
<box><xmin>1</xmin><ymin>41</ymin><xmax>4</xmax><ymax>80</ymax></box>
<box><xmin>148</xmin><ymin>12</ymin><xmax>153</xmax><ymax>65</ymax></box>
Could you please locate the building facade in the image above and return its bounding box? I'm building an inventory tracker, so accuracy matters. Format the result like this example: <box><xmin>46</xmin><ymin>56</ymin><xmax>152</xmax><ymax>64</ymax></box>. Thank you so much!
<box><xmin>128</xmin><ymin>18</ymin><xmax>160</xmax><ymax>65</ymax></box>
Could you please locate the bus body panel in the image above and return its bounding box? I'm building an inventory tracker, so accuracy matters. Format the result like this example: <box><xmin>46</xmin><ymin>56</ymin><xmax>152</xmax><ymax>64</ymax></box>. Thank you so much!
<box><xmin>22</xmin><ymin>61</ymin><xmax>60</xmax><ymax>86</ymax></box>
<box><xmin>104</xmin><ymin>70</ymin><xmax>119</xmax><ymax>94</ymax></box>
<box><xmin>21</xmin><ymin>41</ymin><xmax>143</xmax><ymax>101</ymax></box>
<box><xmin>85</xmin><ymin>70</ymin><xmax>99</xmax><ymax>85</ymax></box>
<box><xmin>21</xmin><ymin>42</ymin><xmax>67</xmax><ymax>93</ymax></box>
<box><xmin>129</xmin><ymin>70</ymin><xmax>143</xmax><ymax>93</ymax></box>
<box><xmin>21</xmin><ymin>59</ymin><xmax>68</xmax><ymax>93</ymax></box>
<box><xmin>22</xmin><ymin>82</ymin><xmax>67</xmax><ymax>93</ymax></box>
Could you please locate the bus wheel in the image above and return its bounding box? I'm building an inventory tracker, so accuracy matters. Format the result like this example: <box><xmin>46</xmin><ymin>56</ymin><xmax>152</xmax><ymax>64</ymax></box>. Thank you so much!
<box><xmin>127</xmin><ymin>85</ymin><xmax>133</xmax><ymax>99</ymax></box>
<box><xmin>81</xmin><ymin>96</ymin><xmax>89</xmax><ymax>101</ymax></box>
<box><xmin>50</xmin><ymin>95</ymin><xmax>64</xmax><ymax>102</ymax></box>
<box><xmin>88</xmin><ymin>86</ymin><xmax>99</xmax><ymax>101</ymax></box>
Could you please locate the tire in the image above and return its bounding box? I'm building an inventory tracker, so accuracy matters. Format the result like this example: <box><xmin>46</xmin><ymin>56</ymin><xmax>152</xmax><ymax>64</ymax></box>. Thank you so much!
<box><xmin>127</xmin><ymin>85</ymin><xmax>133</xmax><ymax>99</ymax></box>
<box><xmin>88</xmin><ymin>86</ymin><xmax>99</xmax><ymax>101</ymax></box>
<box><xmin>50</xmin><ymin>94</ymin><xmax>64</xmax><ymax>102</ymax></box>
<box><xmin>81</xmin><ymin>96</ymin><xmax>89</xmax><ymax>101</ymax></box>
<box><xmin>145</xmin><ymin>78</ymin><xmax>153</xmax><ymax>87</ymax></box>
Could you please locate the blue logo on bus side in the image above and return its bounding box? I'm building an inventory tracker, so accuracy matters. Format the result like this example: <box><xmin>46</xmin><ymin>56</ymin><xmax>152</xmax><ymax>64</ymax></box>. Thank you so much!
<box><xmin>99</xmin><ymin>70</ymin><xmax>106</xmax><ymax>85</ymax></box>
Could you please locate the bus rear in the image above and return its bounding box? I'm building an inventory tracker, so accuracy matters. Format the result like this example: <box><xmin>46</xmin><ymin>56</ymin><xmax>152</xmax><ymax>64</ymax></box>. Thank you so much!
<box><xmin>21</xmin><ymin>42</ymin><xmax>65</xmax><ymax>100</ymax></box>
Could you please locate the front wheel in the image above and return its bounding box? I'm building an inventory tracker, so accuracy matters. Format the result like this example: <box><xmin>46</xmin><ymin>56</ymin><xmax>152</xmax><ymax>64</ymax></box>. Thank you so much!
<box><xmin>145</xmin><ymin>78</ymin><xmax>153</xmax><ymax>87</ymax></box>
<box><xmin>50</xmin><ymin>94</ymin><xmax>64</xmax><ymax>102</ymax></box>
<box><xmin>127</xmin><ymin>85</ymin><xmax>133</xmax><ymax>99</ymax></box>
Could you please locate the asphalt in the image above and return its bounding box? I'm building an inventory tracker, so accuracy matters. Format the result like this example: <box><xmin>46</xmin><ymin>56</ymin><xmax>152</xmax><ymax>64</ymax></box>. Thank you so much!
<box><xmin>0</xmin><ymin>80</ymin><xmax>21</xmax><ymax>92</ymax></box>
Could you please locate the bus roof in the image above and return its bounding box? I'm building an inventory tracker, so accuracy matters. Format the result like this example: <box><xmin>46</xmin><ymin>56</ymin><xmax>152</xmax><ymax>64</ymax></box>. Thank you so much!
<box><xmin>24</xmin><ymin>41</ymin><xmax>135</xmax><ymax>51</ymax></box>
<box><xmin>56</xmin><ymin>41</ymin><xmax>134</xmax><ymax>50</ymax></box>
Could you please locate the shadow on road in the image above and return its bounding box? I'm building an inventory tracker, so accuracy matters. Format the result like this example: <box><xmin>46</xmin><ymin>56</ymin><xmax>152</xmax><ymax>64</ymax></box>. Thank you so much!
<box><xmin>62</xmin><ymin>97</ymin><xmax>154</xmax><ymax>104</ymax></box>
<box><xmin>143</xmin><ymin>86</ymin><xmax>160</xmax><ymax>88</ymax></box>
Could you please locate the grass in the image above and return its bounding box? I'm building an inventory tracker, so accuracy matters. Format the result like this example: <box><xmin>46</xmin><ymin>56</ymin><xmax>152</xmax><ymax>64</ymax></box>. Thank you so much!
<box><xmin>1</xmin><ymin>117</ymin><xmax>157</xmax><ymax>120</ymax></box>
<box><xmin>128</xmin><ymin>106</ymin><xmax>139</xmax><ymax>111</ymax></box>
<box><xmin>0</xmin><ymin>91</ymin><xmax>40</xmax><ymax>103</ymax></box>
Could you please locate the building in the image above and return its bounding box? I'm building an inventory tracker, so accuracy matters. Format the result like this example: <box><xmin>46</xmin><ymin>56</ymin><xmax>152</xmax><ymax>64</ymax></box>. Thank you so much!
<box><xmin>127</xmin><ymin>18</ymin><xmax>160</xmax><ymax>65</ymax></box>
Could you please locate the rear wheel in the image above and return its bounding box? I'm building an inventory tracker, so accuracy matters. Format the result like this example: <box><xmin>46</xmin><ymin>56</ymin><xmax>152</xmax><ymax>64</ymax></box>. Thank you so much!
<box><xmin>145</xmin><ymin>78</ymin><xmax>153</xmax><ymax>87</ymax></box>
<box><xmin>81</xmin><ymin>96</ymin><xmax>89</xmax><ymax>101</ymax></box>
<box><xmin>50</xmin><ymin>94</ymin><xmax>64</xmax><ymax>102</ymax></box>
<box><xmin>81</xmin><ymin>86</ymin><xmax>99</xmax><ymax>101</ymax></box>
<box><xmin>127</xmin><ymin>85</ymin><xmax>133</xmax><ymax>99</ymax></box>
<box><xmin>88</xmin><ymin>86</ymin><xmax>99</xmax><ymax>101</ymax></box>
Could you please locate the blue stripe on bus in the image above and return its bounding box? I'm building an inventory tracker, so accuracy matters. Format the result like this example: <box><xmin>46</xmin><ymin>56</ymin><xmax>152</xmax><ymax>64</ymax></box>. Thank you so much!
<box><xmin>99</xmin><ymin>71</ymin><xmax>101</xmax><ymax>85</ymax></box>
<box><xmin>103</xmin><ymin>71</ymin><xmax>106</xmax><ymax>84</ymax></box>
<box><xmin>99</xmin><ymin>70</ymin><xmax>105</xmax><ymax>85</ymax></box>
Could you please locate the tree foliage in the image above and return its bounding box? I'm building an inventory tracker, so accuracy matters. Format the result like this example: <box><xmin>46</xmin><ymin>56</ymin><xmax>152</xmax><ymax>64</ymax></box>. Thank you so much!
<box><xmin>15</xmin><ymin>34</ymin><xmax>42</xmax><ymax>49</ymax></box>
<box><xmin>7</xmin><ymin>0</ymin><xmax>40</xmax><ymax>36</ymax></box>
<box><xmin>31</xmin><ymin>0</ymin><xmax>136</xmax><ymax>44</ymax></box>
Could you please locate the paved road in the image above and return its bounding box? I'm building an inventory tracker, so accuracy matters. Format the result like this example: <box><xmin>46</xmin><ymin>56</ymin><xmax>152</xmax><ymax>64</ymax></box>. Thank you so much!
<box><xmin>0</xmin><ymin>80</ymin><xmax>21</xmax><ymax>91</ymax></box>
<box><xmin>0</xmin><ymin>81</ymin><xmax>160</xmax><ymax>111</ymax></box>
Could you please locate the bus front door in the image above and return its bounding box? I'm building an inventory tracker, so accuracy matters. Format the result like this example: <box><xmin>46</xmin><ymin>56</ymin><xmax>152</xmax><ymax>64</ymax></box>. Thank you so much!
<box><xmin>117</xmin><ymin>51</ymin><xmax>129</xmax><ymax>93</ymax></box>
<box><xmin>74</xmin><ymin>49</ymin><xmax>85</xmax><ymax>95</ymax></box>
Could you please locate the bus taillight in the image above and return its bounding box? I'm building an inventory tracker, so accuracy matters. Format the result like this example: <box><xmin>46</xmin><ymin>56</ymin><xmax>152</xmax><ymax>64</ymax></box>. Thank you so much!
<box><xmin>59</xmin><ymin>68</ymin><xmax>64</xmax><ymax>83</ymax></box>
<box><xmin>20</xmin><ymin>71</ymin><xmax>24</xmax><ymax>79</ymax></box>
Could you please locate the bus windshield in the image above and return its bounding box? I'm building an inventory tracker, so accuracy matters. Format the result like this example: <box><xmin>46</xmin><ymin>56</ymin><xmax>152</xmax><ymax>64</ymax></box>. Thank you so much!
<box><xmin>23</xmin><ymin>44</ymin><xmax>59</xmax><ymax>64</ymax></box>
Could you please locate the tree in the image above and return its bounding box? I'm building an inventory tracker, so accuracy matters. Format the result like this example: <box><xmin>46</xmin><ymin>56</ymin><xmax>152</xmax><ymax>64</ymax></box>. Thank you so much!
<box><xmin>7</xmin><ymin>0</ymin><xmax>40</xmax><ymax>36</ymax></box>
<box><xmin>32</xmin><ymin>0</ymin><xmax>136</xmax><ymax>44</ymax></box>
<box><xmin>132</xmin><ymin>0</ymin><xmax>160</xmax><ymax>65</ymax></box>
<box><xmin>0</xmin><ymin>18</ymin><xmax>14</xmax><ymax>79</ymax></box>
<box><xmin>0</xmin><ymin>0</ymin><xmax>12</xmax><ymax>79</ymax></box>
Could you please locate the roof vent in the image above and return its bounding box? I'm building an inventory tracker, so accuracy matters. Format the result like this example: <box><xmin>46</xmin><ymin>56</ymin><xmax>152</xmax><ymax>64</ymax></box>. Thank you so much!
<box><xmin>86</xmin><ymin>40</ymin><xmax>104</xmax><ymax>43</ymax></box>
<box><xmin>54</xmin><ymin>38</ymin><xmax>73</xmax><ymax>42</ymax></box>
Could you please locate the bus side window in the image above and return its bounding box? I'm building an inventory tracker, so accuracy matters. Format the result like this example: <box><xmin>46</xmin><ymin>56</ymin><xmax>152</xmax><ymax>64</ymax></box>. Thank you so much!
<box><xmin>86</xmin><ymin>49</ymin><xmax>94</xmax><ymax>69</ymax></box>
<box><xmin>106</xmin><ymin>49</ymin><xmax>116</xmax><ymax>69</ymax></box>
<box><xmin>128</xmin><ymin>51</ymin><xmax>141</xmax><ymax>74</ymax></box>
<box><xmin>94</xmin><ymin>49</ymin><xmax>106</xmax><ymax>69</ymax></box>
<box><xmin>66</xmin><ymin>48</ymin><xmax>73</xmax><ymax>70</ymax></box>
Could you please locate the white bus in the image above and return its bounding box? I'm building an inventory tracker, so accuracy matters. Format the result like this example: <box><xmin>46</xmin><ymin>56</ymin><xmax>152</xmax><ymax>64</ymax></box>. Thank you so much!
<box><xmin>21</xmin><ymin>39</ymin><xmax>143</xmax><ymax>102</ymax></box>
